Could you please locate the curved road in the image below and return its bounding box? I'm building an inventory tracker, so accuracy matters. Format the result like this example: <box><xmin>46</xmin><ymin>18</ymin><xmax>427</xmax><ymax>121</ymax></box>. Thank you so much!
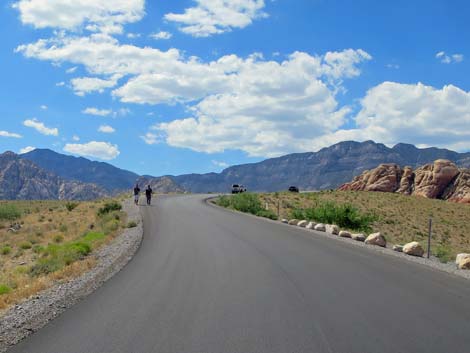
<box><xmin>9</xmin><ymin>195</ymin><xmax>470</xmax><ymax>353</ymax></box>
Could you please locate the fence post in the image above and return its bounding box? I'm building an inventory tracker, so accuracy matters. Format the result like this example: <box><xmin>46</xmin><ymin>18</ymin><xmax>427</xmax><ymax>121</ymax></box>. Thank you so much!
<box><xmin>427</xmin><ymin>217</ymin><xmax>432</xmax><ymax>259</ymax></box>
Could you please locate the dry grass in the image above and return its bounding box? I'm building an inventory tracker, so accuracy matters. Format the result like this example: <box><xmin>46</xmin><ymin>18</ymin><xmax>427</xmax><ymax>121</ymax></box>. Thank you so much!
<box><xmin>0</xmin><ymin>198</ymin><xmax>127</xmax><ymax>312</ymax></box>
<box><xmin>260</xmin><ymin>191</ymin><xmax>470</xmax><ymax>262</ymax></box>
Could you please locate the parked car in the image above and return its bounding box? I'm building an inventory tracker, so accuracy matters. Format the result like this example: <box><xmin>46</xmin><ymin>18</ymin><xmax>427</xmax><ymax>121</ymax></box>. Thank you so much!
<box><xmin>288</xmin><ymin>186</ymin><xmax>300</xmax><ymax>193</ymax></box>
<box><xmin>231</xmin><ymin>184</ymin><xmax>247</xmax><ymax>194</ymax></box>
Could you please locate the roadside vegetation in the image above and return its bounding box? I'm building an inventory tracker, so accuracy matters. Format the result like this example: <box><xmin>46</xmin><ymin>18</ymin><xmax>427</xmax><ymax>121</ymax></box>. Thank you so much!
<box><xmin>0</xmin><ymin>198</ymin><xmax>127</xmax><ymax>312</ymax></box>
<box><xmin>216</xmin><ymin>193</ymin><xmax>278</xmax><ymax>220</ymax></box>
<box><xmin>257</xmin><ymin>191</ymin><xmax>470</xmax><ymax>263</ymax></box>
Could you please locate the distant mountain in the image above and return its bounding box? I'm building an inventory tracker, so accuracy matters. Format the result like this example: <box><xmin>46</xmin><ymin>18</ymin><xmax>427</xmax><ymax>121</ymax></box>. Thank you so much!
<box><xmin>0</xmin><ymin>152</ymin><xmax>107</xmax><ymax>200</ymax></box>
<box><xmin>136</xmin><ymin>176</ymin><xmax>186</xmax><ymax>194</ymax></box>
<box><xmin>21</xmin><ymin>149</ymin><xmax>139</xmax><ymax>193</ymax></box>
<box><xmin>170</xmin><ymin>141</ymin><xmax>470</xmax><ymax>192</ymax></box>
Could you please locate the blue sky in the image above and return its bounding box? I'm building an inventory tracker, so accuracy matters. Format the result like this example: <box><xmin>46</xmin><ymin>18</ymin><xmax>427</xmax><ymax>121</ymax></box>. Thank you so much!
<box><xmin>1</xmin><ymin>0</ymin><xmax>469</xmax><ymax>176</ymax></box>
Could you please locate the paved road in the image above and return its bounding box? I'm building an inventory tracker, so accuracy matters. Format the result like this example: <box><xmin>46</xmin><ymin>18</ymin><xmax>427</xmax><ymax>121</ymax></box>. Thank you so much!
<box><xmin>9</xmin><ymin>195</ymin><xmax>470</xmax><ymax>353</ymax></box>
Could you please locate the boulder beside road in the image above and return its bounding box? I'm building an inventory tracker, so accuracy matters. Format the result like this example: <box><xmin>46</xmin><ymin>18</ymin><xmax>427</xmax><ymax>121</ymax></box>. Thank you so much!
<box><xmin>365</xmin><ymin>232</ymin><xmax>386</xmax><ymax>247</ymax></box>
<box><xmin>297</xmin><ymin>220</ymin><xmax>308</xmax><ymax>228</ymax></box>
<box><xmin>288</xmin><ymin>219</ymin><xmax>299</xmax><ymax>226</ymax></box>
<box><xmin>306</xmin><ymin>222</ymin><xmax>316</xmax><ymax>229</ymax></box>
<box><xmin>339</xmin><ymin>230</ymin><xmax>351</xmax><ymax>238</ymax></box>
<box><xmin>351</xmin><ymin>233</ymin><xmax>366</xmax><ymax>242</ymax></box>
<box><xmin>402</xmin><ymin>241</ymin><xmax>424</xmax><ymax>257</ymax></box>
<box><xmin>456</xmin><ymin>253</ymin><xmax>470</xmax><ymax>270</ymax></box>
<box><xmin>325</xmin><ymin>224</ymin><xmax>339</xmax><ymax>235</ymax></box>
<box><xmin>314</xmin><ymin>224</ymin><xmax>326</xmax><ymax>232</ymax></box>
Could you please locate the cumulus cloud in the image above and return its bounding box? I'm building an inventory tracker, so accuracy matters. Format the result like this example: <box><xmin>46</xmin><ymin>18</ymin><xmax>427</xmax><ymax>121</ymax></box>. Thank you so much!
<box><xmin>98</xmin><ymin>125</ymin><xmax>115</xmax><ymax>133</ymax></box>
<box><xmin>140</xmin><ymin>132</ymin><xmax>161</xmax><ymax>145</ymax></box>
<box><xmin>436</xmin><ymin>51</ymin><xmax>464</xmax><ymax>64</ymax></box>
<box><xmin>63</xmin><ymin>141</ymin><xmax>120</xmax><ymax>160</ymax></box>
<box><xmin>71</xmin><ymin>75</ymin><xmax>121</xmax><ymax>96</ymax></box>
<box><xmin>19</xmin><ymin>146</ymin><xmax>36</xmax><ymax>154</ymax></box>
<box><xmin>164</xmin><ymin>0</ymin><xmax>267</xmax><ymax>37</ymax></box>
<box><xmin>82</xmin><ymin>107</ymin><xmax>112</xmax><ymax>116</ymax></box>
<box><xmin>40</xmin><ymin>104</ymin><xmax>48</xmax><ymax>110</ymax></box>
<box><xmin>23</xmin><ymin>118</ymin><xmax>59</xmax><ymax>136</ymax></box>
<box><xmin>0</xmin><ymin>130</ymin><xmax>22</xmax><ymax>138</ymax></box>
<box><xmin>72</xmin><ymin>135</ymin><xmax>80</xmax><ymax>141</ymax></box>
<box><xmin>149</xmin><ymin>31</ymin><xmax>172</xmax><ymax>40</ymax></box>
<box><xmin>212</xmin><ymin>160</ymin><xmax>229</xmax><ymax>168</ymax></box>
<box><xmin>13</xmin><ymin>0</ymin><xmax>145</xmax><ymax>34</ymax></box>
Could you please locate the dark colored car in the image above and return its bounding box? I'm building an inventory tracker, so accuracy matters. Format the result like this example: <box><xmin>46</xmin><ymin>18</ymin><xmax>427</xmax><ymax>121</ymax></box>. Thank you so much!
<box><xmin>232</xmin><ymin>184</ymin><xmax>247</xmax><ymax>194</ymax></box>
<box><xmin>288</xmin><ymin>186</ymin><xmax>299</xmax><ymax>193</ymax></box>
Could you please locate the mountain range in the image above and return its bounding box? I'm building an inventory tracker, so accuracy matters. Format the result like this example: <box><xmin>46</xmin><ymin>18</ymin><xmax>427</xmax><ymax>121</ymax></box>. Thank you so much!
<box><xmin>1</xmin><ymin>140</ymin><xmax>470</xmax><ymax>200</ymax></box>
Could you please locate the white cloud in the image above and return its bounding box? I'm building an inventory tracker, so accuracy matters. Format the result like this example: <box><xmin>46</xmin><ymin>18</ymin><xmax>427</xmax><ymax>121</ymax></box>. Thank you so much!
<box><xmin>40</xmin><ymin>104</ymin><xmax>48</xmax><ymax>110</ymax></box>
<box><xmin>71</xmin><ymin>75</ymin><xmax>121</xmax><ymax>96</ymax></box>
<box><xmin>0</xmin><ymin>130</ymin><xmax>22</xmax><ymax>138</ymax></box>
<box><xmin>56</xmin><ymin>81</ymin><xmax>65</xmax><ymax>87</ymax></box>
<box><xmin>164</xmin><ymin>0</ymin><xmax>267</xmax><ymax>37</ymax></box>
<box><xmin>140</xmin><ymin>132</ymin><xmax>161</xmax><ymax>145</ymax></box>
<box><xmin>72</xmin><ymin>135</ymin><xmax>80</xmax><ymax>141</ymax></box>
<box><xmin>82</xmin><ymin>107</ymin><xmax>112</xmax><ymax>116</ymax></box>
<box><xmin>63</xmin><ymin>141</ymin><xmax>120</xmax><ymax>160</ymax></box>
<box><xmin>149</xmin><ymin>31</ymin><xmax>172</xmax><ymax>40</ymax></box>
<box><xmin>66</xmin><ymin>66</ymin><xmax>77</xmax><ymax>74</ymax></box>
<box><xmin>23</xmin><ymin>118</ymin><xmax>59</xmax><ymax>136</ymax></box>
<box><xmin>127</xmin><ymin>32</ymin><xmax>141</xmax><ymax>39</ymax></box>
<box><xmin>212</xmin><ymin>160</ymin><xmax>229</xmax><ymax>168</ymax></box>
<box><xmin>13</xmin><ymin>0</ymin><xmax>145</xmax><ymax>34</ymax></box>
<box><xmin>436</xmin><ymin>51</ymin><xmax>464</xmax><ymax>64</ymax></box>
<box><xmin>98</xmin><ymin>125</ymin><xmax>115</xmax><ymax>133</ymax></box>
<box><xmin>19</xmin><ymin>146</ymin><xmax>36</xmax><ymax>154</ymax></box>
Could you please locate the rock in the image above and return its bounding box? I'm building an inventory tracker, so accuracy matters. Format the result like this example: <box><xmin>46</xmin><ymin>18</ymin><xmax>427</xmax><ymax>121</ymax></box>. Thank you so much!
<box><xmin>397</xmin><ymin>166</ymin><xmax>414</xmax><ymax>195</ymax></box>
<box><xmin>314</xmin><ymin>223</ymin><xmax>326</xmax><ymax>232</ymax></box>
<box><xmin>393</xmin><ymin>245</ymin><xmax>403</xmax><ymax>252</ymax></box>
<box><xmin>281</xmin><ymin>219</ymin><xmax>288</xmax><ymax>224</ymax></box>
<box><xmin>444</xmin><ymin>169</ymin><xmax>470</xmax><ymax>204</ymax></box>
<box><xmin>305</xmin><ymin>221</ymin><xmax>316</xmax><ymax>229</ymax></box>
<box><xmin>325</xmin><ymin>224</ymin><xmax>339</xmax><ymax>235</ymax></box>
<box><xmin>339</xmin><ymin>230</ymin><xmax>351</xmax><ymax>238</ymax></box>
<box><xmin>351</xmin><ymin>233</ymin><xmax>366</xmax><ymax>242</ymax></box>
<box><xmin>413</xmin><ymin>160</ymin><xmax>460</xmax><ymax>199</ymax></box>
<box><xmin>402</xmin><ymin>242</ymin><xmax>424</xmax><ymax>257</ymax></box>
<box><xmin>365</xmin><ymin>232</ymin><xmax>386</xmax><ymax>247</ymax></box>
<box><xmin>288</xmin><ymin>219</ymin><xmax>299</xmax><ymax>226</ymax></box>
<box><xmin>458</xmin><ymin>258</ymin><xmax>470</xmax><ymax>270</ymax></box>
<box><xmin>339</xmin><ymin>163</ymin><xmax>403</xmax><ymax>192</ymax></box>
<box><xmin>455</xmin><ymin>253</ymin><xmax>470</xmax><ymax>265</ymax></box>
<box><xmin>297</xmin><ymin>220</ymin><xmax>308</xmax><ymax>228</ymax></box>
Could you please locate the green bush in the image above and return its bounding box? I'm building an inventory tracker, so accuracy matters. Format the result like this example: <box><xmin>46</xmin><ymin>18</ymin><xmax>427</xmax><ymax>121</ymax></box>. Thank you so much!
<box><xmin>291</xmin><ymin>201</ymin><xmax>376</xmax><ymax>232</ymax></box>
<box><xmin>0</xmin><ymin>284</ymin><xmax>12</xmax><ymax>295</ymax></box>
<box><xmin>217</xmin><ymin>193</ymin><xmax>278</xmax><ymax>220</ymax></box>
<box><xmin>127</xmin><ymin>221</ymin><xmax>138</xmax><ymax>228</ymax></box>
<box><xmin>1</xmin><ymin>246</ymin><xmax>12</xmax><ymax>255</ymax></box>
<box><xmin>19</xmin><ymin>241</ymin><xmax>32</xmax><ymax>250</ymax></box>
<box><xmin>255</xmin><ymin>209</ymin><xmax>278</xmax><ymax>220</ymax></box>
<box><xmin>434</xmin><ymin>245</ymin><xmax>453</xmax><ymax>263</ymax></box>
<box><xmin>65</xmin><ymin>202</ymin><xmax>79</xmax><ymax>212</ymax></box>
<box><xmin>98</xmin><ymin>201</ymin><xmax>122</xmax><ymax>216</ymax></box>
<box><xmin>0</xmin><ymin>204</ymin><xmax>21</xmax><ymax>221</ymax></box>
<box><xmin>82</xmin><ymin>231</ymin><xmax>105</xmax><ymax>245</ymax></box>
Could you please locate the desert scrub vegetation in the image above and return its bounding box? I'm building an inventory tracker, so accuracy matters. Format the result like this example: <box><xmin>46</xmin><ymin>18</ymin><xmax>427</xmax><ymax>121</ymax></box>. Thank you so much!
<box><xmin>216</xmin><ymin>193</ymin><xmax>278</xmax><ymax>220</ymax></box>
<box><xmin>259</xmin><ymin>191</ymin><xmax>470</xmax><ymax>263</ymax></box>
<box><xmin>0</xmin><ymin>199</ymin><xmax>127</xmax><ymax>312</ymax></box>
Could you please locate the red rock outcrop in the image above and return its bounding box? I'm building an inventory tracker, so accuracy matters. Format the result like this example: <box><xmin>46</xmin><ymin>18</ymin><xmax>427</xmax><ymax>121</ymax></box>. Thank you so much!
<box><xmin>339</xmin><ymin>159</ymin><xmax>470</xmax><ymax>204</ymax></box>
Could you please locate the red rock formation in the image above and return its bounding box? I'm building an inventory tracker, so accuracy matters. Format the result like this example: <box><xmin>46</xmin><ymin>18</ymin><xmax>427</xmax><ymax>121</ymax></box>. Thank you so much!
<box><xmin>339</xmin><ymin>159</ymin><xmax>470</xmax><ymax>204</ymax></box>
<box><xmin>413</xmin><ymin>160</ymin><xmax>460</xmax><ymax>199</ymax></box>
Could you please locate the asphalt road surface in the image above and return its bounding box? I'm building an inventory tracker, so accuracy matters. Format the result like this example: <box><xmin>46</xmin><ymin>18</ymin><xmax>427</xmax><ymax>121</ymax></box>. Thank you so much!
<box><xmin>9</xmin><ymin>195</ymin><xmax>470</xmax><ymax>353</ymax></box>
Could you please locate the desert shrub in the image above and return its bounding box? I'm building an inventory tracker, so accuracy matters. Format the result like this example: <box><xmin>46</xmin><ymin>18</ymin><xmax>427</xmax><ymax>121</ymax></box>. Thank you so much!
<box><xmin>29</xmin><ymin>241</ymin><xmax>92</xmax><ymax>277</ymax></box>
<box><xmin>0</xmin><ymin>284</ymin><xmax>12</xmax><ymax>295</ymax></box>
<box><xmin>65</xmin><ymin>202</ymin><xmax>79</xmax><ymax>212</ymax></box>
<box><xmin>19</xmin><ymin>241</ymin><xmax>32</xmax><ymax>250</ymax></box>
<box><xmin>434</xmin><ymin>245</ymin><xmax>453</xmax><ymax>263</ymax></box>
<box><xmin>0</xmin><ymin>204</ymin><xmax>21</xmax><ymax>221</ymax></box>
<box><xmin>127</xmin><ymin>221</ymin><xmax>137</xmax><ymax>228</ymax></box>
<box><xmin>98</xmin><ymin>201</ymin><xmax>122</xmax><ymax>216</ymax></box>
<box><xmin>255</xmin><ymin>209</ymin><xmax>278</xmax><ymax>220</ymax></box>
<box><xmin>54</xmin><ymin>235</ymin><xmax>64</xmax><ymax>243</ymax></box>
<box><xmin>1</xmin><ymin>246</ymin><xmax>12</xmax><ymax>255</ymax></box>
<box><xmin>291</xmin><ymin>201</ymin><xmax>376</xmax><ymax>232</ymax></box>
<box><xmin>32</xmin><ymin>245</ymin><xmax>45</xmax><ymax>254</ymax></box>
<box><xmin>82</xmin><ymin>231</ymin><xmax>105</xmax><ymax>245</ymax></box>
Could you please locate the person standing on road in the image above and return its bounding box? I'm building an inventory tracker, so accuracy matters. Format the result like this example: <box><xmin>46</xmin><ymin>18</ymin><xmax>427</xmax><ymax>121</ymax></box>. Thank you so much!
<box><xmin>145</xmin><ymin>185</ymin><xmax>153</xmax><ymax>205</ymax></box>
<box><xmin>133</xmin><ymin>184</ymin><xmax>141</xmax><ymax>205</ymax></box>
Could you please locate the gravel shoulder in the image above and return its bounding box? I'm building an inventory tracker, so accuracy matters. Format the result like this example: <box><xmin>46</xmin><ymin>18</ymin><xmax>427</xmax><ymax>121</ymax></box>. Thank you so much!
<box><xmin>207</xmin><ymin>197</ymin><xmax>470</xmax><ymax>282</ymax></box>
<box><xmin>0</xmin><ymin>199</ymin><xmax>143</xmax><ymax>352</ymax></box>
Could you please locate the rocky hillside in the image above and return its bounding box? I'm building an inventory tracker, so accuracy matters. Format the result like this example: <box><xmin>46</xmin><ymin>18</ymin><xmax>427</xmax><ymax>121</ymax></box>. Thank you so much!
<box><xmin>171</xmin><ymin>141</ymin><xmax>470</xmax><ymax>192</ymax></box>
<box><xmin>136</xmin><ymin>176</ymin><xmax>186</xmax><ymax>194</ymax></box>
<box><xmin>0</xmin><ymin>151</ymin><xmax>107</xmax><ymax>200</ymax></box>
<box><xmin>21</xmin><ymin>149</ymin><xmax>139</xmax><ymax>193</ymax></box>
<box><xmin>339</xmin><ymin>159</ymin><xmax>470</xmax><ymax>203</ymax></box>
